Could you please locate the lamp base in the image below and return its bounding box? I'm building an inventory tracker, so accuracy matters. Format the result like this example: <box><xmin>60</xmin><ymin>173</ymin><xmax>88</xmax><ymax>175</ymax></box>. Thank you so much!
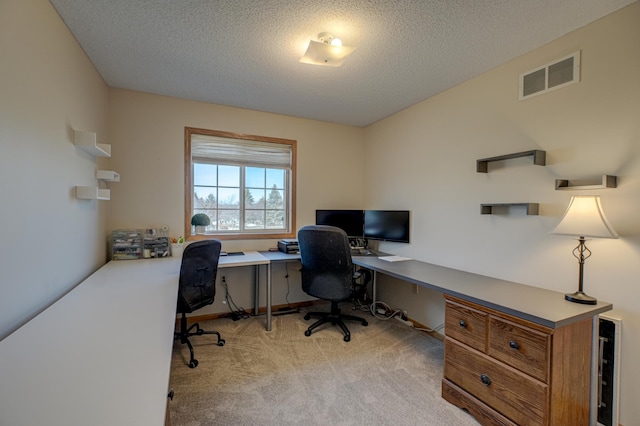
<box><xmin>565</xmin><ymin>291</ymin><xmax>597</xmax><ymax>305</ymax></box>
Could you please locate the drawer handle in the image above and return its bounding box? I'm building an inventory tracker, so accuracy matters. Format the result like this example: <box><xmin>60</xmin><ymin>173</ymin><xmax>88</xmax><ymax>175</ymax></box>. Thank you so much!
<box><xmin>459</xmin><ymin>320</ymin><xmax>467</xmax><ymax>329</ymax></box>
<box><xmin>509</xmin><ymin>340</ymin><xmax>519</xmax><ymax>350</ymax></box>
<box><xmin>480</xmin><ymin>374</ymin><xmax>491</xmax><ymax>386</ymax></box>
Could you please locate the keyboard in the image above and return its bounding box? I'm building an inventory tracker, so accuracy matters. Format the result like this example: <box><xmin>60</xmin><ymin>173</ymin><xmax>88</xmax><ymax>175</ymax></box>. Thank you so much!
<box><xmin>351</xmin><ymin>248</ymin><xmax>374</xmax><ymax>256</ymax></box>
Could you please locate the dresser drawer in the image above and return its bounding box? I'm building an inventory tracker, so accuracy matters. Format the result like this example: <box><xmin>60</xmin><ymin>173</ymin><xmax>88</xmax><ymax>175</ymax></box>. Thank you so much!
<box><xmin>444</xmin><ymin>338</ymin><xmax>548</xmax><ymax>426</ymax></box>
<box><xmin>445</xmin><ymin>299</ymin><xmax>487</xmax><ymax>352</ymax></box>
<box><xmin>488</xmin><ymin>316</ymin><xmax>550</xmax><ymax>382</ymax></box>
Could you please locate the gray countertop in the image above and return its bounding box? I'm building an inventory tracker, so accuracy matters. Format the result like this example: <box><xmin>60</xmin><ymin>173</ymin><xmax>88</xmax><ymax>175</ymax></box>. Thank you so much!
<box><xmin>352</xmin><ymin>256</ymin><xmax>611</xmax><ymax>328</ymax></box>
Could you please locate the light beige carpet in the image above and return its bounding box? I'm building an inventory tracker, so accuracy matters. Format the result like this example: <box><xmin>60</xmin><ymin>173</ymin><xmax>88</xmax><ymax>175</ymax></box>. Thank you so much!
<box><xmin>169</xmin><ymin>306</ymin><xmax>479</xmax><ymax>426</ymax></box>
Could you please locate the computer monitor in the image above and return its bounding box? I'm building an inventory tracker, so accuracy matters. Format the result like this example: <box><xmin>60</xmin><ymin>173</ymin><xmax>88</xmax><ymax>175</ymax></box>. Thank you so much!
<box><xmin>364</xmin><ymin>210</ymin><xmax>410</xmax><ymax>243</ymax></box>
<box><xmin>315</xmin><ymin>210</ymin><xmax>364</xmax><ymax>238</ymax></box>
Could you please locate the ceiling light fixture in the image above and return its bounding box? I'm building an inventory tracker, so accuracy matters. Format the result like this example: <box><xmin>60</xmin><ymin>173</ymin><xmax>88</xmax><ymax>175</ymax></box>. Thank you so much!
<box><xmin>300</xmin><ymin>32</ymin><xmax>355</xmax><ymax>67</ymax></box>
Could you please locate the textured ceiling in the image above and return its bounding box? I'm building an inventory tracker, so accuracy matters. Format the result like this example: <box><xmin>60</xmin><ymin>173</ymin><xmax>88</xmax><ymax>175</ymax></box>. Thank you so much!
<box><xmin>50</xmin><ymin>0</ymin><xmax>635</xmax><ymax>127</ymax></box>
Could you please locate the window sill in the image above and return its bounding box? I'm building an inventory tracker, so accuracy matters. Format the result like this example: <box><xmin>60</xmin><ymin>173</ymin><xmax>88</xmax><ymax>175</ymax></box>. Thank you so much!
<box><xmin>187</xmin><ymin>232</ymin><xmax>295</xmax><ymax>241</ymax></box>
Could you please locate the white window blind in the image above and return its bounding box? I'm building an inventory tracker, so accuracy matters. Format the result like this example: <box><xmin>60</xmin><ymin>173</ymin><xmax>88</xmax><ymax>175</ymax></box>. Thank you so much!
<box><xmin>192</xmin><ymin>135</ymin><xmax>292</xmax><ymax>169</ymax></box>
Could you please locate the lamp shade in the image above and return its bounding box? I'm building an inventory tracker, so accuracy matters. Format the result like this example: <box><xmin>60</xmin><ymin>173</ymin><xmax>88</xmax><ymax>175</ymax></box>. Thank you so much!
<box><xmin>300</xmin><ymin>40</ymin><xmax>355</xmax><ymax>67</ymax></box>
<box><xmin>550</xmin><ymin>195</ymin><xmax>618</xmax><ymax>239</ymax></box>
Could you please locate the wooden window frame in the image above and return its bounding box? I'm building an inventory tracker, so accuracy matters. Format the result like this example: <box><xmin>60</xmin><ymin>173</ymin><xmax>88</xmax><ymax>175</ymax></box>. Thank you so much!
<box><xmin>184</xmin><ymin>127</ymin><xmax>296</xmax><ymax>241</ymax></box>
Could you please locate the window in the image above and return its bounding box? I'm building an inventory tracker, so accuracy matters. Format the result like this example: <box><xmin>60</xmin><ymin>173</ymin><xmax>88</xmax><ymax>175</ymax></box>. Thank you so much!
<box><xmin>185</xmin><ymin>127</ymin><xmax>296</xmax><ymax>240</ymax></box>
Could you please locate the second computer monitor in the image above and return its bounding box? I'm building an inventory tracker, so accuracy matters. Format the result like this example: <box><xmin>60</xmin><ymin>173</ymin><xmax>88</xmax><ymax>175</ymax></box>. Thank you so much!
<box><xmin>363</xmin><ymin>210</ymin><xmax>410</xmax><ymax>243</ymax></box>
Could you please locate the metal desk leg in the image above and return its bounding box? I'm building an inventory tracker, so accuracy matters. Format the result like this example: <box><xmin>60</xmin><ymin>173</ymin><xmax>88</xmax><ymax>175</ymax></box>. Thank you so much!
<box><xmin>266</xmin><ymin>263</ymin><xmax>272</xmax><ymax>331</ymax></box>
<box><xmin>371</xmin><ymin>270</ymin><xmax>377</xmax><ymax>315</ymax></box>
<box><xmin>254</xmin><ymin>266</ymin><xmax>260</xmax><ymax>316</ymax></box>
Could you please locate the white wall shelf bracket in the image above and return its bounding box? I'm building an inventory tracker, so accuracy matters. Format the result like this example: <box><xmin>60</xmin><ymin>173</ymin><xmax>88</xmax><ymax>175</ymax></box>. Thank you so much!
<box><xmin>76</xmin><ymin>186</ymin><xmax>110</xmax><ymax>200</ymax></box>
<box><xmin>73</xmin><ymin>130</ymin><xmax>111</xmax><ymax>157</ymax></box>
<box><xmin>97</xmin><ymin>170</ymin><xmax>120</xmax><ymax>182</ymax></box>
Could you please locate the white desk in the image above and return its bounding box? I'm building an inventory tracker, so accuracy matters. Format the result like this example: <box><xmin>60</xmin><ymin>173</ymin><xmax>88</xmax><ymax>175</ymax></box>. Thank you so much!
<box><xmin>0</xmin><ymin>258</ymin><xmax>179</xmax><ymax>426</ymax></box>
<box><xmin>0</xmin><ymin>251</ymin><xmax>276</xmax><ymax>426</ymax></box>
<box><xmin>219</xmin><ymin>251</ymin><xmax>271</xmax><ymax>330</ymax></box>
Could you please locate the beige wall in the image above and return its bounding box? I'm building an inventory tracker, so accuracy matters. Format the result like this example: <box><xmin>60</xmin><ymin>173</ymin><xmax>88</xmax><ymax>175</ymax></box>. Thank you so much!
<box><xmin>365</xmin><ymin>3</ymin><xmax>640</xmax><ymax>424</ymax></box>
<box><xmin>0</xmin><ymin>0</ymin><xmax>109</xmax><ymax>339</ymax></box>
<box><xmin>107</xmin><ymin>89</ymin><xmax>365</xmax><ymax>314</ymax></box>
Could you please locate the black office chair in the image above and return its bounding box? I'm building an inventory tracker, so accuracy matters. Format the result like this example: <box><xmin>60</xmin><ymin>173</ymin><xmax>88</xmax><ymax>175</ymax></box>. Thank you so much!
<box><xmin>174</xmin><ymin>240</ymin><xmax>225</xmax><ymax>368</ymax></box>
<box><xmin>298</xmin><ymin>225</ymin><xmax>369</xmax><ymax>342</ymax></box>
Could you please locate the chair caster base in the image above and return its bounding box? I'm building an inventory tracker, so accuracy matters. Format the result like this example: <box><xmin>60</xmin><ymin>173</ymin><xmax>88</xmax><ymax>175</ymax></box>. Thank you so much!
<box><xmin>175</xmin><ymin>314</ymin><xmax>225</xmax><ymax>368</ymax></box>
<box><xmin>303</xmin><ymin>302</ymin><xmax>367</xmax><ymax>342</ymax></box>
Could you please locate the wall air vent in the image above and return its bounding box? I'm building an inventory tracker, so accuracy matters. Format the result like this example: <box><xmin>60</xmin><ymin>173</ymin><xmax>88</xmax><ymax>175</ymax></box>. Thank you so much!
<box><xmin>519</xmin><ymin>51</ymin><xmax>581</xmax><ymax>100</ymax></box>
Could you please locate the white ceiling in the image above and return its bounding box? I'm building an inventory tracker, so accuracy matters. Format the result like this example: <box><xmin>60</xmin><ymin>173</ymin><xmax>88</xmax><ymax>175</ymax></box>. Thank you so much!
<box><xmin>50</xmin><ymin>0</ymin><xmax>635</xmax><ymax>127</ymax></box>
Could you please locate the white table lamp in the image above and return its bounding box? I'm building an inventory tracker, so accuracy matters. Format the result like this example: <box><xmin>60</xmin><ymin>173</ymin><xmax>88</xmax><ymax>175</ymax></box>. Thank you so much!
<box><xmin>550</xmin><ymin>195</ymin><xmax>618</xmax><ymax>304</ymax></box>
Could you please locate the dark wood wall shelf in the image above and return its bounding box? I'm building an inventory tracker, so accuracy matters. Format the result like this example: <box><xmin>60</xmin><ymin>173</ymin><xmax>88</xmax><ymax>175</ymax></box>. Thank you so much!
<box><xmin>555</xmin><ymin>175</ymin><xmax>617</xmax><ymax>190</ymax></box>
<box><xmin>481</xmin><ymin>203</ymin><xmax>539</xmax><ymax>215</ymax></box>
<box><xmin>477</xmin><ymin>150</ymin><xmax>546</xmax><ymax>173</ymax></box>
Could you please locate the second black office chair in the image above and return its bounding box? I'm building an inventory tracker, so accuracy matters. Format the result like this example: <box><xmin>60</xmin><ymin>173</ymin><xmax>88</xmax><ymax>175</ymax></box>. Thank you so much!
<box><xmin>298</xmin><ymin>225</ymin><xmax>369</xmax><ymax>342</ymax></box>
<box><xmin>174</xmin><ymin>239</ymin><xmax>225</xmax><ymax>368</ymax></box>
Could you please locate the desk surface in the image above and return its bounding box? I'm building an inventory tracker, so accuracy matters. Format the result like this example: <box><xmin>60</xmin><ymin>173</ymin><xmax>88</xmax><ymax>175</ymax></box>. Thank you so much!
<box><xmin>0</xmin><ymin>251</ymin><xmax>610</xmax><ymax>425</ymax></box>
<box><xmin>352</xmin><ymin>256</ymin><xmax>611</xmax><ymax>328</ymax></box>
<box><xmin>219</xmin><ymin>250</ymin><xmax>269</xmax><ymax>267</ymax></box>
<box><xmin>259</xmin><ymin>250</ymin><xmax>301</xmax><ymax>262</ymax></box>
<box><xmin>0</xmin><ymin>252</ymin><xmax>279</xmax><ymax>426</ymax></box>
<box><xmin>255</xmin><ymin>251</ymin><xmax>610</xmax><ymax>327</ymax></box>
<box><xmin>0</xmin><ymin>258</ymin><xmax>180</xmax><ymax>426</ymax></box>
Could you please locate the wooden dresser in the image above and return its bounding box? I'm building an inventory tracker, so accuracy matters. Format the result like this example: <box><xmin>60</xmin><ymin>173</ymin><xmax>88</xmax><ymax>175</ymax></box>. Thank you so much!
<box><xmin>442</xmin><ymin>295</ymin><xmax>593</xmax><ymax>426</ymax></box>
<box><xmin>350</xmin><ymin>256</ymin><xmax>611</xmax><ymax>425</ymax></box>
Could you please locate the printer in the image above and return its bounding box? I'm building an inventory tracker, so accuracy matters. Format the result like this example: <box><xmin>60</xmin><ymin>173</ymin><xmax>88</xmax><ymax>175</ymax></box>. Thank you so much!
<box><xmin>278</xmin><ymin>239</ymin><xmax>299</xmax><ymax>254</ymax></box>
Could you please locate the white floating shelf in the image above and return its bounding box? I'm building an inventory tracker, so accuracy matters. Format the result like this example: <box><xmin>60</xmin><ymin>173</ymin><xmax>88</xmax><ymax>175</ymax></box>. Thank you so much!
<box><xmin>555</xmin><ymin>175</ymin><xmax>617</xmax><ymax>190</ymax></box>
<box><xmin>73</xmin><ymin>130</ymin><xmax>111</xmax><ymax>157</ymax></box>
<box><xmin>96</xmin><ymin>170</ymin><xmax>120</xmax><ymax>182</ymax></box>
<box><xmin>76</xmin><ymin>186</ymin><xmax>110</xmax><ymax>200</ymax></box>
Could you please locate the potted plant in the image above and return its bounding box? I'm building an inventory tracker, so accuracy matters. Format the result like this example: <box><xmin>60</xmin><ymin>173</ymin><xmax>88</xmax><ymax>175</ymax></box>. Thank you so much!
<box><xmin>191</xmin><ymin>213</ymin><xmax>211</xmax><ymax>235</ymax></box>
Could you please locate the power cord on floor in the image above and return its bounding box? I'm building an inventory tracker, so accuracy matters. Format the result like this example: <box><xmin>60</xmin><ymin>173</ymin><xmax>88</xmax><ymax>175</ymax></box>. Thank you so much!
<box><xmin>370</xmin><ymin>300</ymin><xmax>408</xmax><ymax>321</ymax></box>
<box><xmin>351</xmin><ymin>268</ymin><xmax>373</xmax><ymax>313</ymax></box>
<box><xmin>273</xmin><ymin>263</ymin><xmax>301</xmax><ymax>316</ymax></box>
<box><xmin>221</xmin><ymin>276</ymin><xmax>250</xmax><ymax>320</ymax></box>
<box><xmin>414</xmin><ymin>323</ymin><xmax>445</xmax><ymax>334</ymax></box>
<box><xmin>283</xmin><ymin>262</ymin><xmax>292</xmax><ymax>308</ymax></box>
<box><xmin>370</xmin><ymin>300</ymin><xmax>444</xmax><ymax>334</ymax></box>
